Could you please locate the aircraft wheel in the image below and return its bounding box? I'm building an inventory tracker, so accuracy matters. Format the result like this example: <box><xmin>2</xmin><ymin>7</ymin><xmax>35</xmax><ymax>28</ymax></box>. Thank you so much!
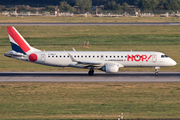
<box><xmin>88</xmin><ymin>70</ymin><xmax>94</xmax><ymax>76</ymax></box>
<box><xmin>155</xmin><ymin>67</ymin><xmax>160</xmax><ymax>75</ymax></box>
<box><xmin>155</xmin><ymin>72</ymin><xmax>159</xmax><ymax>75</ymax></box>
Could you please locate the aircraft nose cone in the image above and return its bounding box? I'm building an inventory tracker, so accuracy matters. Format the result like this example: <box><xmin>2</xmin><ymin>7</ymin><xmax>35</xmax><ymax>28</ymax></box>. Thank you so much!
<box><xmin>171</xmin><ymin>60</ymin><xmax>177</xmax><ymax>66</ymax></box>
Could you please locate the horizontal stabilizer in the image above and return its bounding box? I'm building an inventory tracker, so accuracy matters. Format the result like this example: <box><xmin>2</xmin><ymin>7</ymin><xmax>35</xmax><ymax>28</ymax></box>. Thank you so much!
<box><xmin>4</xmin><ymin>51</ymin><xmax>27</xmax><ymax>57</ymax></box>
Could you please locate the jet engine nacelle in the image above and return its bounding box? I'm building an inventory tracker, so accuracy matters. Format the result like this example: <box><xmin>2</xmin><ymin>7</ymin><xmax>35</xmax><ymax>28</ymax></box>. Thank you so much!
<box><xmin>102</xmin><ymin>64</ymin><xmax>119</xmax><ymax>73</ymax></box>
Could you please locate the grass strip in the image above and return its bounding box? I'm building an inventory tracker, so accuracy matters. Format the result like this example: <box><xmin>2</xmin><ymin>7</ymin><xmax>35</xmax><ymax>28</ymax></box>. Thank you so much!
<box><xmin>0</xmin><ymin>83</ymin><xmax>180</xmax><ymax>119</ymax></box>
<box><xmin>1</xmin><ymin>16</ymin><xmax>180</xmax><ymax>23</ymax></box>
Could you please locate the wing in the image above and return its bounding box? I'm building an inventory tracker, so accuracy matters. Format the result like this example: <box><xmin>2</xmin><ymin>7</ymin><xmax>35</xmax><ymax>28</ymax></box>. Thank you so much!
<box><xmin>68</xmin><ymin>53</ymin><xmax>124</xmax><ymax>68</ymax></box>
<box><xmin>68</xmin><ymin>53</ymin><xmax>104</xmax><ymax>67</ymax></box>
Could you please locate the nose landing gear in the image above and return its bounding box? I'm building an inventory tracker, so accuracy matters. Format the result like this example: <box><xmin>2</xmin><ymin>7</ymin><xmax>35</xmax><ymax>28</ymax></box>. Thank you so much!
<box><xmin>155</xmin><ymin>67</ymin><xmax>160</xmax><ymax>75</ymax></box>
<box><xmin>88</xmin><ymin>67</ymin><xmax>94</xmax><ymax>76</ymax></box>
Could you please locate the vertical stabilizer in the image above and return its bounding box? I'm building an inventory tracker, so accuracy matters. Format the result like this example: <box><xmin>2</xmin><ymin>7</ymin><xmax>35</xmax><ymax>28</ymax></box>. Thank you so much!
<box><xmin>7</xmin><ymin>26</ymin><xmax>41</xmax><ymax>54</ymax></box>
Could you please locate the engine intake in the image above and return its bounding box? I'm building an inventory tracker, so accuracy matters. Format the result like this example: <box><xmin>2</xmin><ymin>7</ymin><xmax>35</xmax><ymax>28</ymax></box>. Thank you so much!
<box><xmin>102</xmin><ymin>64</ymin><xmax>119</xmax><ymax>73</ymax></box>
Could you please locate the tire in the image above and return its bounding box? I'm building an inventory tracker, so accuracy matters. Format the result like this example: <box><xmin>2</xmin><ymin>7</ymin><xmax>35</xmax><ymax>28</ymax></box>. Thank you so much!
<box><xmin>88</xmin><ymin>71</ymin><xmax>94</xmax><ymax>76</ymax></box>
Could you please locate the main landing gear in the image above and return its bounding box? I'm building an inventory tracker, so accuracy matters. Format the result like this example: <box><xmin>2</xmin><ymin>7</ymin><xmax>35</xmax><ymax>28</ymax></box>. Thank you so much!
<box><xmin>155</xmin><ymin>67</ymin><xmax>160</xmax><ymax>75</ymax></box>
<box><xmin>88</xmin><ymin>67</ymin><xmax>94</xmax><ymax>76</ymax></box>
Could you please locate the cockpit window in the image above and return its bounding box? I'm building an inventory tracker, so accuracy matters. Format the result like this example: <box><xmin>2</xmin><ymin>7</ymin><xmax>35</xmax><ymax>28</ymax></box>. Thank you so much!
<box><xmin>161</xmin><ymin>55</ymin><xmax>168</xmax><ymax>58</ymax></box>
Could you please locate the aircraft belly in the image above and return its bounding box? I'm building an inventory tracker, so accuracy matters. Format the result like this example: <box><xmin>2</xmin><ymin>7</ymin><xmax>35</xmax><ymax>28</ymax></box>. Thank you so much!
<box><xmin>122</xmin><ymin>61</ymin><xmax>157</xmax><ymax>67</ymax></box>
<box><xmin>37</xmin><ymin>58</ymin><xmax>71</xmax><ymax>67</ymax></box>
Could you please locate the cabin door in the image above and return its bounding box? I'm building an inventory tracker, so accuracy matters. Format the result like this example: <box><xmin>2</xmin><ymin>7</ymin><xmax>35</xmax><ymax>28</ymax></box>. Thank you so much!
<box><xmin>152</xmin><ymin>54</ymin><xmax>157</xmax><ymax>63</ymax></box>
<box><xmin>41</xmin><ymin>54</ymin><xmax>46</xmax><ymax>62</ymax></box>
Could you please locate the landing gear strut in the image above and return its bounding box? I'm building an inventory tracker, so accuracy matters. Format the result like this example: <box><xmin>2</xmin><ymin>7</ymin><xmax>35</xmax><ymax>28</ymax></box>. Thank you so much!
<box><xmin>155</xmin><ymin>67</ymin><xmax>160</xmax><ymax>75</ymax></box>
<box><xmin>88</xmin><ymin>67</ymin><xmax>94</xmax><ymax>76</ymax></box>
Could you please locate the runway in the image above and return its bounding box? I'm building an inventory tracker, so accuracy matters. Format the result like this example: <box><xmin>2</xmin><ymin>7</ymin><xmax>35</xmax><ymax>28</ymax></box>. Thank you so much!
<box><xmin>1</xmin><ymin>22</ymin><xmax>180</xmax><ymax>26</ymax></box>
<box><xmin>0</xmin><ymin>72</ymin><xmax>179</xmax><ymax>82</ymax></box>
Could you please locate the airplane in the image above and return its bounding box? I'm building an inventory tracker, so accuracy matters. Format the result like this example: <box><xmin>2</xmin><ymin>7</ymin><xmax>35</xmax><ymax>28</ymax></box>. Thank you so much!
<box><xmin>4</xmin><ymin>26</ymin><xmax>177</xmax><ymax>75</ymax></box>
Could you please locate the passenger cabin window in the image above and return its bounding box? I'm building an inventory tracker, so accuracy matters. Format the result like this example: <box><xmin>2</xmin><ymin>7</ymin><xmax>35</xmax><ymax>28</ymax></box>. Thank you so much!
<box><xmin>106</xmin><ymin>56</ymin><xmax>108</xmax><ymax>58</ymax></box>
<box><xmin>48</xmin><ymin>56</ymin><xmax>50</xmax><ymax>57</ymax></box>
<box><xmin>97</xmin><ymin>56</ymin><xmax>99</xmax><ymax>58</ymax></box>
<box><xmin>60</xmin><ymin>56</ymin><xmax>61</xmax><ymax>57</ymax></box>
<box><xmin>89</xmin><ymin>56</ymin><xmax>91</xmax><ymax>58</ymax></box>
<box><xmin>64</xmin><ymin>56</ymin><xmax>65</xmax><ymax>58</ymax></box>
<box><xmin>121</xmin><ymin>56</ymin><xmax>123</xmax><ymax>58</ymax></box>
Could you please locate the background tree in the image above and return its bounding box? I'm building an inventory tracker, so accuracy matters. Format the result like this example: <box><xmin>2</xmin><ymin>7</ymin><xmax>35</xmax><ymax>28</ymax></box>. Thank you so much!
<box><xmin>169</xmin><ymin>0</ymin><xmax>180</xmax><ymax>10</ymax></box>
<box><xmin>138</xmin><ymin>0</ymin><xmax>159</xmax><ymax>10</ymax></box>
<box><xmin>18</xmin><ymin>5</ymin><xmax>27</xmax><ymax>12</ymax></box>
<box><xmin>122</xmin><ymin>2</ymin><xmax>129</xmax><ymax>11</ymax></box>
<box><xmin>59</xmin><ymin>1</ymin><xmax>73</xmax><ymax>12</ymax></box>
<box><xmin>157</xmin><ymin>0</ymin><xmax>167</xmax><ymax>10</ymax></box>
<box><xmin>0</xmin><ymin>5</ymin><xmax>6</xmax><ymax>12</ymax></box>
<box><xmin>45</xmin><ymin>5</ymin><xmax>55</xmax><ymax>12</ymax></box>
<box><xmin>8</xmin><ymin>7</ymin><xmax>15</xmax><ymax>11</ymax></box>
<box><xmin>75</xmin><ymin>0</ymin><xmax>92</xmax><ymax>12</ymax></box>
<box><xmin>104</xmin><ymin>0</ymin><xmax>121</xmax><ymax>10</ymax></box>
<box><xmin>1</xmin><ymin>0</ymin><xmax>180</xmax><ymax>11</ymax></box>
<box><xmin>138</xmin><ymin>0</ymin><xmax>180</xmax><ymax>10</ymax></box>
<box><xmin>149</xmin><ymin>0</ymin><xmax>159</xmax><ymax>10</ymax></box>
<box><xmin>0</xmin><ymin>0</ymin><xmax>138</xmax><ymax>7</ymax></box>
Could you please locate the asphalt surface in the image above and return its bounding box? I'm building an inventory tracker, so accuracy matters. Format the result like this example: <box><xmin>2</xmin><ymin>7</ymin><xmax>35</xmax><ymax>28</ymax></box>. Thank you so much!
<box><xmin>1</xmin><ymin>22</ymin><xmax>180</xmax><ymax>26</ymax></box>
<box><xmin>0</xmin><ymin>72</ymin><xmax>179</xmax><ymax>82</ymax></box>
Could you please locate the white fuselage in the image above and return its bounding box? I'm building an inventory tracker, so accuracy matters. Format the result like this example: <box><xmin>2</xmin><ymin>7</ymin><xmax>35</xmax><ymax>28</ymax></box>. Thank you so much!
<box><xmin>28</xmin><ymin>51</ymin><xmax>176</xmax><ymax>69</ymax></box>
